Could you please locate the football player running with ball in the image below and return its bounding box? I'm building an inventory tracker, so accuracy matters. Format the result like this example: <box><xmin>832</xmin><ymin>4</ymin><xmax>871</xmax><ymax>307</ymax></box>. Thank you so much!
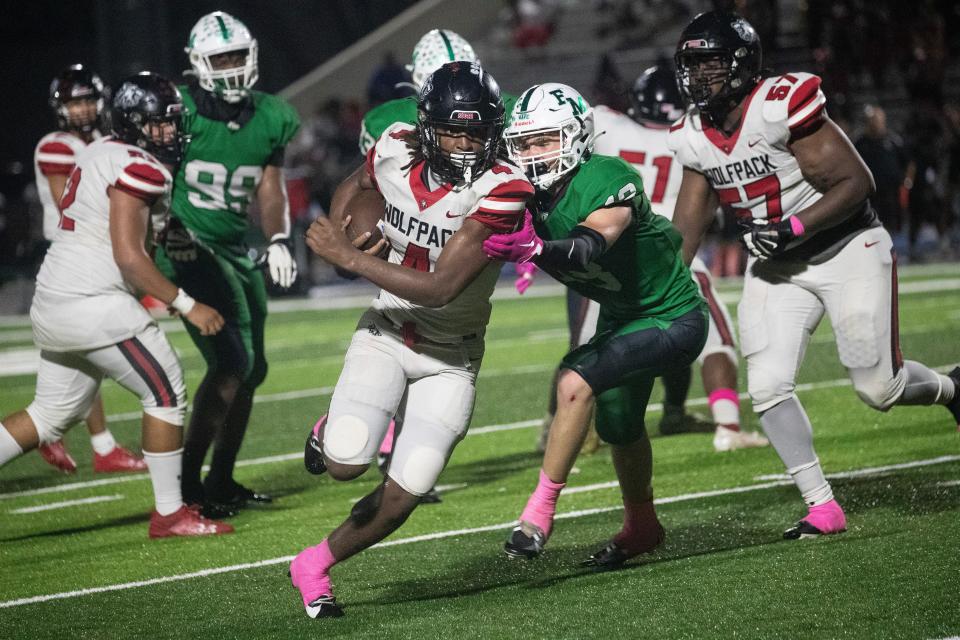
<box><xmin>668</xmin><ymin>11</ymin><xmax>960</xmax><ymax>538</ymax></box>
<box><xmin>290</xmin><ymin>62</ymin><xmax>533</xmax><ymax>618</ymax></box>
<box><xmin>32</xmin><ymin>64</ymin><xmax>148</xmax><ymax>474</ymax></box>
<box><xmin>0</xmin><ymin>73</ymin><xmax>232</xmax><ymax>538</ymax></box>
<box><xmin>154</xmin><ymin>11</ymin><xmax>300</xmax><ymax>517</ymax></box>
<box><xmin>484</xmin><ymin>83</ymin><xmax>708</xmax><ymax>566</ymax></box>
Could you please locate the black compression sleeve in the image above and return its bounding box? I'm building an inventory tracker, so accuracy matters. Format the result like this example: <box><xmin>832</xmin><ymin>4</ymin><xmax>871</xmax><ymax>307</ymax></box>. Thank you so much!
<box><xmin>536</xmin><ymin>225</ymin><xmax>607</xmax><ymax>269</ymax></box>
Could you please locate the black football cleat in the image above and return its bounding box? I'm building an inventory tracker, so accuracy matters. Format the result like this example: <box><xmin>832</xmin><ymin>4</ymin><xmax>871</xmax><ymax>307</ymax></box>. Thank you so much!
<box><xmin>945</xmin><ymin>367</ymin><xmax>960</xmax><ymax>430</ymax></box>
<box><xmin>503</xmin><ymin>522</ymin><xmax>546</xmax><ymax>559</ymax></box>
<box><xmin>305</xmin><ymin>594</ymin><xmax>344</xmax><ymax>619</ymax></box>
<box><xmin>581</xmin><ymin>524</ymin><xmax>665</xmax><ymax>568</ymax></box>
<box><xmin>783</xmin><ymin>519</ymin><xmax>828</xmax><ymax>540</ymax></box>
<box><xmin>304</xmin><ymin>416</ymin><xmax>328</xmax><ymax>476</ymax></box>
<box><xmin>419</xmin><ymin>487</ymin><xmax>443</xmax><ymax>504</ymax></box>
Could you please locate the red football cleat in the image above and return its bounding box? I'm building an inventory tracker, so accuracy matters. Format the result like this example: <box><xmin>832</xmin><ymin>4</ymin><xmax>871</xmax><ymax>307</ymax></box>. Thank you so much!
<box><xmin>94</xmin><ymin>446</ymin><xmax>148</xmax><ymax>473</ymax></box>
<box><xmin>38</xmin><ymin>441</ymin><xmax>77</xmax><ymax>474</ymax></box>
<box><xmin>148</xmin><ymin>505</ymin><xmax>235</xmax><ymax>538</ymax></box>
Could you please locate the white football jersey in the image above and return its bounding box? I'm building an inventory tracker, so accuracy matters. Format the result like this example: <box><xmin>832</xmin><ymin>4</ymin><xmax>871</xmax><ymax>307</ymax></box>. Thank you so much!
<box><xmin>33</xmin><ymin>131</ymin><xmax>98</xmax><ymax>241</ymax></box>
<box><xmin>366</xmin><ymin>123</ymin><xmax>533</xmax><ymax>340</ymax></box>
<box><xmin>31</xmin><ymin>137</ymin><xmax>172</xmax><ymax>351</ymax></box>
<box><xmin>594</xmin><ymin>105</ymin><xmax>681</xmax><ymax>220</ymax></box>
<box><xmin>668</xmin><ymin>72</ymin><xmax>878</xmax><ymax>261</ymax></box>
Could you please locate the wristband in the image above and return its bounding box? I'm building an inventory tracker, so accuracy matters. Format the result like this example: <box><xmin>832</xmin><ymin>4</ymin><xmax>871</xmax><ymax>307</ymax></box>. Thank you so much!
<box><xmin>170</xmin><ymin>288</ymin><xmax>196</xmax><ymax>315</ymax></box>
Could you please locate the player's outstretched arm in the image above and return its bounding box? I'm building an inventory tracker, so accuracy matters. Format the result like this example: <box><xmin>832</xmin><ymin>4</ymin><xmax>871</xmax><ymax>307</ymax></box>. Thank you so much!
<box><xmin>256</xmin><ymin>165</ymin><xmax>297</xmax><ymax>289</ymax></box>
<box><xmin>109</xmin><ymin>188</ymin><xmax>224</xmax><ymax>336</ymax></box>
<box><xmin>672</xmin><ymin>168</ymin><xmax>719</xmax><ymax>266</ymax></box>
<box><xmin>788</xmin><ymin>117</ymin><xmax>876</xmax><ymax>233</ymax></box>
<box><xmin>306</xmin><ymin>216</ymin><xmax>495</xmax><ymax>308</ymax></box>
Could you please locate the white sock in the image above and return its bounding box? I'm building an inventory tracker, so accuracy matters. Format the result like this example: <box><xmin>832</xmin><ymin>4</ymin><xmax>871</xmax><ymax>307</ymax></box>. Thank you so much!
<box><xmin>0</xmin><ymin>422</ymin><xmax>24</xmax><ymax>466</ymax></box>
<box><xmin>143</xmin><ymin>448</ymin><xmax>184</xmax><ymax>516</ymax></box>
<box><xmin>787</xmin><ymin>458</ymin><xmax>834</xmax><ymax>506</ymax></box>
<box><xmin>710</xmin><ymin>398</ymin><xmax>740</xmax><ymax>429</ymax></box>
<box><xmin>89</xmin><ymin>430</ymin><xmax>117</xmax><ymax>456</ymax></box>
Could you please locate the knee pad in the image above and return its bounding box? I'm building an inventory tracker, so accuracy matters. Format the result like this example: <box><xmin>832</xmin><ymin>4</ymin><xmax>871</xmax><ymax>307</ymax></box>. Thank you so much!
<box><xmin>387</xmin><ymin>416</ymin><xmax>461</xmax><ymax>496</ymax></box>
<box><xmin>853</xmin><ymin>371</ymin><xmax>903</xmax><ymax>412</ymax></box>
<box><xmin>748</xmin><ymin>367</ymin><xmax>795</xmax><ymax>413</ymax></box>
<box><xmin>324</xmin><ymin>399</ymin><xmax>392</xmax><ymax>465</ymax></box>
<box><xmin>142</xmin><ymin>374</ymin><xmax>187</xmax><ymax>426</ymax></box>
<box><xmin>25</xmin><ymin>402</ymin><xmax>81</xmax><ymax>445</ymax></box>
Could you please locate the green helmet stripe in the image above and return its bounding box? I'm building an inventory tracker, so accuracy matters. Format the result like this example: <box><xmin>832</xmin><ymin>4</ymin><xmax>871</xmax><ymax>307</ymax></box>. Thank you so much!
<box><xmin>439</xmin><ymin>30</ymin><xmax>455</xmax><ymax>60</ymax></box>
<box><xmin>519</xmin><ymin>85</ymin><xmax>539</xmax><ymax>112</ymax></box>
<box><xmin>216</xmin><ymin>15</ymin><xmax>230</xmax><ymax>41</ymax></box>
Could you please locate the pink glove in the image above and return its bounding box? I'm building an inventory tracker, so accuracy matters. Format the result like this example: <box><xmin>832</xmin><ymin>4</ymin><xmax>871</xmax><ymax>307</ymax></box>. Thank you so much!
<box><xmin>514</xmin><ymin>262</ymin><xmax>537</xmax><ymax>294</ymax></box>
<box><xmin>482</xmin><ymin>209</ymin><xmax>543</xmax><ymax>263</ymax></box>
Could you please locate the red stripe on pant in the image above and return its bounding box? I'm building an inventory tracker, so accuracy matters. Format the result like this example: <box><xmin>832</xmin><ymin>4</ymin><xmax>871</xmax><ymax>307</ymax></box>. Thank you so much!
<box><xmin>694</xmin><ymin>272</ymin><xmax>734</xmax><ymax>346</ymax></box>
<box><xmin>118</xmin><ymin>338</ymin><xmax>174</xmax><ymax>407</ymax></box>
<box><xmin>890</xmin><ymin>250</ymin><xmax>903</xmax><ymax>374</ymax></box>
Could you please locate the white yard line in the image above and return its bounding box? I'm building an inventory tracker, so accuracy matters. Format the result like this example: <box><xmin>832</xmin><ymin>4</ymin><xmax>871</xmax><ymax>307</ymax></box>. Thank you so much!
<box><xmin>9</xmin><ymin>495</ymin><xmax>123</xmax><ymax>514</ymax></box>
<box><xmin>2</xmin><ymin>453</ymin><xmax>956</xmax><ymax>609</ymax></box>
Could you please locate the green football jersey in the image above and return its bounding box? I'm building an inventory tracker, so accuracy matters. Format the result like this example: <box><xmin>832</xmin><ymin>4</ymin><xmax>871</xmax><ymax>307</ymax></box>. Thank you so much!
<box><xmin>172</xmin><ymin>86</ymin><xmax>300</xmax><ymax>246</ymax></box>
<box><xmin>358</xmin><ymin>92</ymin><xmax>519</xmax><ymax>154</ymax></box>
<box><xmin>534</xmin><ymin>154</ymin><xmax>701</xmax><ymax>321</ymax></box>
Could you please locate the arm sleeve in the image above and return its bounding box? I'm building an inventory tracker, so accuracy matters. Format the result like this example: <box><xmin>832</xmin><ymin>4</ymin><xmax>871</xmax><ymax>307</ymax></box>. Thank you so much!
<box><xmin>537</xmin><ymin>225</ymin><xmax>607</xmax><ymax>269</ymax></box>
<box><xmin>470</xmin><ymin>178</ymin><xmax>535</xmax><ymax>232</ymax></box>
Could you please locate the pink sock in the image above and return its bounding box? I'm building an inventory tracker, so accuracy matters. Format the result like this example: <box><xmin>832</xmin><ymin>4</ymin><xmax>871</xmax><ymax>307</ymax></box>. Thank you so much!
<box><xmin>612</xmin><ymin>498</ymin><xmax>663</xmax><ymax>554</ymax></box>
<box><xmin>803</xmin><ymin>499</ymin><xmax>846</xmax><ymax>534</ymax></box>
<box><xmin>708</xmin><ymin>388</ymin><xmax>740</xmax><ymax>431</ymax></box>
<box><xmin>379</xmin><ymin>419</ymin><xmax>396</xmax><ymax>456</ymax></box>
<box><xmin>290</xmin><ymin>538</ymin><xmax>337</xmax><ymax>604</ymax></box>
<box><xmin>519</xmin><ymin>469</ymin><xmax>565</xmax><ymax>538</ymax></box>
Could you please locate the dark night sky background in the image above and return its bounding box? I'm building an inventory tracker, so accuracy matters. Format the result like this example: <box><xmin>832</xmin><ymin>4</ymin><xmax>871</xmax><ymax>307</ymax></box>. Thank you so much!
<box><xmin>0</xmin><ymin>0</ymin><xmax>417</xmax><ymax>198</ymax></box>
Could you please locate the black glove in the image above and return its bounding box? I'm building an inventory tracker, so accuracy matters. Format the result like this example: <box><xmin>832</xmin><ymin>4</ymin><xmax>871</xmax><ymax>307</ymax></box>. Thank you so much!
<box><xmin>740</xmin><ymin>218</ymin><xmax>798</xmax><ymax>260</ymax></box>
<box><xmin>162</xmin><ymin>217</ymin><xmax>198</xmax><ymax>262</ymax></box>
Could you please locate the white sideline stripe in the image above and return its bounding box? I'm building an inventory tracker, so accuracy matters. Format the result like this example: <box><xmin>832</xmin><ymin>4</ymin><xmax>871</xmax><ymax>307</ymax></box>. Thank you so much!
<box><xmin>4</xmin><ymin>454</ymin><xmax>957</xmax><ymax>610</ymax></box>
<box><xmin>9</xmin><ymin>494</ymin><xmax>124</xmax><ymax>514</ymax></box>
<box><xmin>5</xmin><ymin>365</ymin><xmax>958</xmax><ymax>501</ymax></box>
<box><xmin>936</xmin><ymin>480</ymin><xmax>960</xmax><ymax>487</ymax></box>
<box><xmin>753</xmin><ymin>455</ymin><xmax>960</xmax><ymax>481</ymax></box>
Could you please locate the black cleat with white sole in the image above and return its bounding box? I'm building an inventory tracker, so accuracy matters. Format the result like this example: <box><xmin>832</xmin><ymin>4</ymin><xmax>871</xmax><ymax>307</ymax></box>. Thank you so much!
<box><xmin>581</xmin><ymin>525</ymin><xmax>665</xmax><ymax>568</ymax></box>
<box><xmin>305</xmin><ymin>594</ymin><xmax>344</xmax><ymax>619</ymax></box>
<box><xmin>503</xmin><ymin>522</ymin><xmax>546</xmax><ymax>559</ymax></box>
<box><xmin>782</xmin><ymin>519</ymin><xmax>844</xmax><ymax>540</ymax></box>
<box><xmin>304</xmin><ymin>425</ymin><xmax>327</xmax><ymax>476</ymax></box>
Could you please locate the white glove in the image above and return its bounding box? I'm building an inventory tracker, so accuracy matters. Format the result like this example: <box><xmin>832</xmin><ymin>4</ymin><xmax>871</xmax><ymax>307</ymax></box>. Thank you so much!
<box><xmin>260</xmin><ymin>234</ymin><xmax>297</xmax><ymax>289</ymax></box>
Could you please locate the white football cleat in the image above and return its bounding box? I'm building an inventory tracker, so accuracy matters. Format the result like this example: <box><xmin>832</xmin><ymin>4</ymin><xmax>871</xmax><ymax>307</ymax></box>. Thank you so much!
<box><xmin>713</xmin><ymin>425</ymin><xmax>769</xmax><ymax>452</ymax></box>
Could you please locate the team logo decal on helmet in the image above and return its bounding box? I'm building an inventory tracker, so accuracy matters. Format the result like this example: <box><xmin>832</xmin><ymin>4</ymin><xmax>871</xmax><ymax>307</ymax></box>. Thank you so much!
<box><xmin>504</xmin><ymin>83</ymin><xmax>594</xmax><ymax>190</ymax></box>
<box><xmin>185</xmin><ymin>11</ymin><xmax>258</xmax><ymax>103</ymax></box>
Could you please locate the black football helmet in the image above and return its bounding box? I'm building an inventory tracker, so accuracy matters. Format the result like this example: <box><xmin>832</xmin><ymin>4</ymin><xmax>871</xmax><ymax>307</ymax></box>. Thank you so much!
<box><xmin>674</xmin><ymin>11</ymin><xmax>762</xmax><ymax>125</ymax></box>
<box><xmin>49</xmin><ymin>64</ymin><xmax>106</xmax><ymax>134</ymax></box>
<box><xmin>417</xmin><ymin>61</ymin><xmax>505</xmax><ymax>185</ymax></box>
<box><xmin>111</xmin><ymin>72</ymin><xmax>185</xmax><ymax>165</ymax></box>
<box><xmin>628</xmin><ymin>65</ymin><xmax>685</xmax><ymax>125</ymax></box>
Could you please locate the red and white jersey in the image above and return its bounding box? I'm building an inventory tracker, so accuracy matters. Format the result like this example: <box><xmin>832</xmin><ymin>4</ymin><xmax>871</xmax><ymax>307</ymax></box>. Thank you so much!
<box><xmin>31</xmin><ymin>137</ymin><xmax>172</xmax><ymax>351</ymax></box>
<box><xmin>365</xmin><ymin>123</ymin><xmax>533</xmax><ymax>340</ymax></box>
<box><xmin>668</xmin><ymin>72</ymin><xmax>877</xmax><ymax>261</ymax></box>
<box><xmin>33</xmin><ymin>131</ymin><xmax>99</xmax><ymax>241</ymax></box>
<box><xmin>593</xmin><ymin>105</ymin><xmax>682</xmax><ymax>220</ymax></box>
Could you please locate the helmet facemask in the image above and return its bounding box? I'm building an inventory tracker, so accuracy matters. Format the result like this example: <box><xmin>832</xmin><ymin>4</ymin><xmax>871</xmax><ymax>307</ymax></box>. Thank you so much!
<box><xmin>418</xmin><ymin>113</ymin><xmax>503</xmax><ymax>186</ymax></box>
<box><xmin>189</xmin><ymin>43</ymin><xmax>259</xmax><ymax>103</ymax></box>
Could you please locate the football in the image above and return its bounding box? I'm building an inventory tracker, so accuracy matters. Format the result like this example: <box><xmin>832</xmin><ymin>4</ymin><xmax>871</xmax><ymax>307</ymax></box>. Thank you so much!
<box><xmin>343</xmin><ymin>188</ymin><xmax>387</xmax><ymax>256</ymax></box>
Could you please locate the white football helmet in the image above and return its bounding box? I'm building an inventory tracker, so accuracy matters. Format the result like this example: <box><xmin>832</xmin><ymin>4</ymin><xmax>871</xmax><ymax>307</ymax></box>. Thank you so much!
<box><xmin>505</xmin><ymin>83</ymin><xmax>595</xmax><ymax>190</ymax></box>
<box><xmin>406</xmin><ymin>29</ymin><xmax>478</xmax><ymax>90</ymax></box>
<box><xmin>185</xmin><ymin>11</ymin><xmax>258</xmax><ymax>103</ymax></box>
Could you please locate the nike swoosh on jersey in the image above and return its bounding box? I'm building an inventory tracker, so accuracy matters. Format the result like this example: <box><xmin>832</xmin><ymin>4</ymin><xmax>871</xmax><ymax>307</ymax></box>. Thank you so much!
<box><xmin>445</xmin><ymin>211</ymin><xmax>463</xmax><ymax>218</ymax></box>
<box><xmin>748</xmin><ymin>138</ymin><xmax>762</xmax><ymax>147</ymax></box>
<box><xmin>864</xmin><ymin>240</ymin><xmax>880</xmax><ymax>248</ymax></box>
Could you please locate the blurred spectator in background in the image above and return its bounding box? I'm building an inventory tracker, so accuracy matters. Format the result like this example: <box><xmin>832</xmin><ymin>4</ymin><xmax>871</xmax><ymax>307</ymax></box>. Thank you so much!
<box><xmin>855</xmin><ymin>104</ymin><xmax>909</xmax><ymax>234</ymax></box>
<box><xmin>508</xmin><ymin>0</ymin><xmax>557</xmax><ymax>49</ymax></box>
<box><xmin>592</xmin><ymin>53</ymin><xmax>629</xmax><ymax>113</ymax></box>
<box><xmin>710</xmin><ymin>208</ymin><xmax>746</xmax><ymax>278</ymax></box>
<box><xmin>366</xmin><ymin>53</ymin><xmax>412</xmax><ymax>107</ymax></box>
<box><xmin>904</xmin><ymin>100</ymin><xmax>951</xmax><ymax>261</ymax></box>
